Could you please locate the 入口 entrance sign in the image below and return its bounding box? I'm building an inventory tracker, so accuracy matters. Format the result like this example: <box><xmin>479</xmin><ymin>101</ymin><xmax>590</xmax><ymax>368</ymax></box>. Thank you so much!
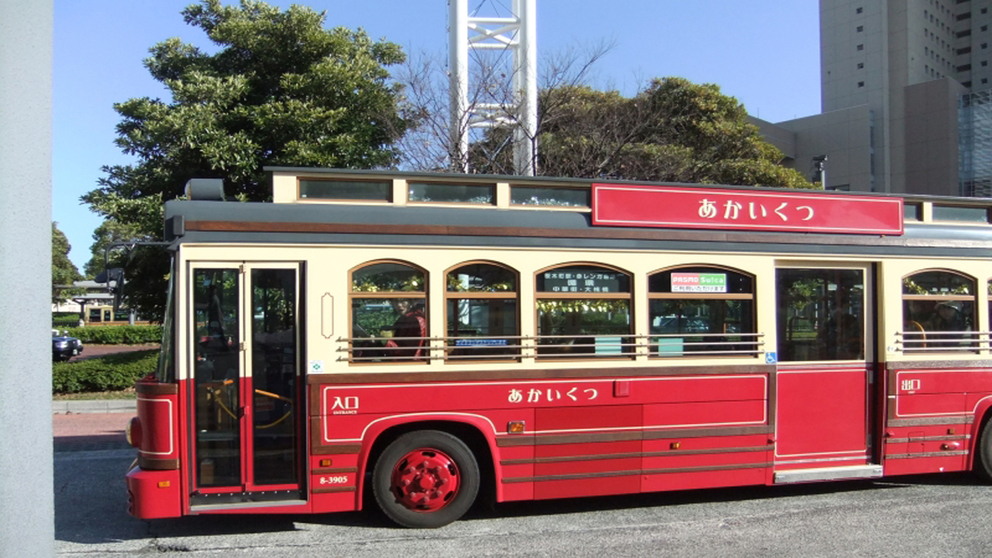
<box><xmin>592</xmin><ymin>184</ymin><xmax>904</xmax><ymax>235</ymax></box>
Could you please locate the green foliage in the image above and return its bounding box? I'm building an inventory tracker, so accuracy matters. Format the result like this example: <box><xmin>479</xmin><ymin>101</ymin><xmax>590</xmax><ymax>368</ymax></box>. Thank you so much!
<box><xmin>52</xmin><ymin>350</ymin><xmax>159</xmax><ymax>394</ymax></box>
<box><xmin>52</xmin><ymin>223</ymin><xmax>83</xmax><ymax>304</ymax></box>
<box><xmin>352</xmin><ymin>264</ymin><xmax>425</xmax><ymax>292</ymax></box>
<box><xmin>354</xmin><ymin>307</ymin><xmax>396</xmax><ymax>337</ymax></box>
<box><xmin>52</xmin><ymin>314</ymin><xmax>81</xmax><ymax>329</ymax></box>
<box><xmin>472</xmin><ymin>77</ymin><xmax>815</xmax><ymax>189</ymax></box>
<box><xmin>83</xmin><ymin>0</ymin><xmax>411</xmax><ymax>319</ymax></box>
<box><xmin>63</xmin><ymin>325</ymin><xmax>163</xmax><ymax>345</ymax></box>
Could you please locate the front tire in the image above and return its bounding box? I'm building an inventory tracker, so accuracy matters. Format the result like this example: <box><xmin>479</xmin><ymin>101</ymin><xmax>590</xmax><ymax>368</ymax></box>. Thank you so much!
<box><xmin>372</xmin><ymin>430</ymin><xmax>479</xmax><ymax>528</ymax></box>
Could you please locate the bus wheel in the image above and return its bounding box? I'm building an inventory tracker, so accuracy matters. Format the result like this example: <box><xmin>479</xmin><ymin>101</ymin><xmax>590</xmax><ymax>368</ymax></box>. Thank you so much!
<box><xmin>978</xmin><ymin>418</ymin><xmax>992</xmax><ymax>482</ymax></box>
<box><xmin>372</xmin><ymin>430</ymin><xmax>479</xmax><ymax>528</ymax></box>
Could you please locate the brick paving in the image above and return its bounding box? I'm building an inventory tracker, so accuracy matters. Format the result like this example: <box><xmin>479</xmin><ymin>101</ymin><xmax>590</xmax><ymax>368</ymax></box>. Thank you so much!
<box><xmin>53</xmin><ymin>343</ymin><xmax>154</xmax><ymax>452</ymax></box>
<box><xmin>68</xmin><ymin>343</ymin><xmax>160</xmax><ymax>362</ymax></box>
<box><xmin>53</xmin><ymin>412</ymin><xmax>133</xmax><ymax>453</ymax></box>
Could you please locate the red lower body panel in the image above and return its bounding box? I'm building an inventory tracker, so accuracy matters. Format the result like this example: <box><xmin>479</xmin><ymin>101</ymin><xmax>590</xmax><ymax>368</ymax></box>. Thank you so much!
<box><xmin>127</xmin><ymin>467</ymin><xmax>182</xmax><ymax>519</ymax></box>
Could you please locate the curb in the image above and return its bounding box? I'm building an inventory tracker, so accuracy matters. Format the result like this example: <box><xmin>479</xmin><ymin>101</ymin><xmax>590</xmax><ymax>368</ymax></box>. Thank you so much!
<box><xmin>52</xmin><ymin>399</ymin><xmax>137</xmax><ymax>414</ymax></box>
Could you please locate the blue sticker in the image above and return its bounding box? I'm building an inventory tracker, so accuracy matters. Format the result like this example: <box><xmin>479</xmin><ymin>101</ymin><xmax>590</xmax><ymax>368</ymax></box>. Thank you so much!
<box><xmin>765</xmin><ymin>352</ymin><xmax>778</xmax><ymax>364</ymax></box>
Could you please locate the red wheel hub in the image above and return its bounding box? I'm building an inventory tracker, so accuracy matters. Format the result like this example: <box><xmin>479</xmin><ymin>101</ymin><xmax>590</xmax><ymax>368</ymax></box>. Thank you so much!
<box><xmin>390</xmin><ymin>448</ymin><xmax>460</xmax><ymax>512</ymax></box>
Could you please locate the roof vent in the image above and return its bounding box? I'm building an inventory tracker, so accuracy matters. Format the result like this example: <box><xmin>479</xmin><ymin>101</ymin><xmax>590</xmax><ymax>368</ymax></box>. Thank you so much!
<box><xmin>185</xmin><ymin>178</ymin><xmax>225</xmax><ymax>201</ymax></box>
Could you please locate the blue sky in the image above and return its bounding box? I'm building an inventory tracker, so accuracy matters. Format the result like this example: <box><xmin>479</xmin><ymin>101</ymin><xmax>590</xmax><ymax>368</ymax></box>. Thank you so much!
<box><xmin>54</xmin><ymin>0</ymin><xmax>821</xmax><ymax>270</ymax></box>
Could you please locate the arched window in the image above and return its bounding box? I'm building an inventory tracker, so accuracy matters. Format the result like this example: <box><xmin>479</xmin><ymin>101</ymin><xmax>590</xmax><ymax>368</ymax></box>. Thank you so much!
<box><xmin>349</xmin><ymin>261</ymin><xmax>428</xmax><ymax>362</ymax></box>
<box><xmin>649</xmin><ymin>266</ymin><xmax>758</xmax><ymax>357</ymax></box>
<box><xmin>535</xmin><ymin>264</ymin><xmax>632</xmax><ymax>357</ymax></box>
<box><xmin>445</xmin><ymin>262</ymin><xmax>519</xmax><ymax>360</ymax></box>
<box><xmin>902</xmin><ymin>270</ymin><xmax>977</xmax><ymax>352</ymax></box>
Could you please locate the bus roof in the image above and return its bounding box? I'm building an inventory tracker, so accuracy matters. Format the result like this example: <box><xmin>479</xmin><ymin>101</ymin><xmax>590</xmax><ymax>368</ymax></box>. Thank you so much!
<box><xmin>162</xmin><ymin>168</ymin><xmax>992</xmax><ymax>259</ymax></box>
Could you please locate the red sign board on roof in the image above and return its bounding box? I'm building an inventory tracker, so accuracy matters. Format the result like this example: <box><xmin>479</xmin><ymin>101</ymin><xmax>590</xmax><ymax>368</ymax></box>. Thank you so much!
<box><xmin>591</xmin><ymin>183</ymin><xmax>904</xmax><ymax>235</ymax></box>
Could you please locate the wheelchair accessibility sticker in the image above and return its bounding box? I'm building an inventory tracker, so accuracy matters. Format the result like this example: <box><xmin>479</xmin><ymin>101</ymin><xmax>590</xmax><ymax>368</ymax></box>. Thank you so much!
<box><xmin>765</xmin><ymin>352</ymin><xmax>777</xmax><ymax>364</ymax></box>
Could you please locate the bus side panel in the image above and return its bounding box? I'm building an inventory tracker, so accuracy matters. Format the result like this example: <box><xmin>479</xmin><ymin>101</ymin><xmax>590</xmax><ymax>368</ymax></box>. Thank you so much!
<box><xmin>642</xmin><ymin>467</ymin><xmax>768</xmax><ymax>493</ymax></box>
<box><xmin>497</xmin><ymin>444</ymin><xmax>535</xmax><ymax>502</ymax></box>
<box><xmin>311</xmin><ymin>374</ymin><xmax>770</xmax><ymax>506</ymax></box>
<box><xmin>532</xmin><ymin>406</ymin><xmax>642</xmax><ymax>499</ymax></box>
<box><xmin>641</xmin><ymin>432</ymin><xmax>773</xmax><ymax>492</ymax></box>
<box><xmin>775</xmin><ymin>365</ymin><xmax>870</xmax><ymax>469</ymax></box>
<box><xmin>309</xmin><ymin>451</ymin><xmax>360</xmax><ymax>514</ymax></box>
<box><xmin>883</xmin><ymin>367</ymin><xmax>990</xmax><ymax>476</ymax></box>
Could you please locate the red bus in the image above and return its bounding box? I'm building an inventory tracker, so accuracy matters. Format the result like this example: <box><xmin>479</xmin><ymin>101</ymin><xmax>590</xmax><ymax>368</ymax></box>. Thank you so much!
<box><xmin>126</xmin><ymin>168</ymin><xmax>992</xmax><ymax>528</ymax></box>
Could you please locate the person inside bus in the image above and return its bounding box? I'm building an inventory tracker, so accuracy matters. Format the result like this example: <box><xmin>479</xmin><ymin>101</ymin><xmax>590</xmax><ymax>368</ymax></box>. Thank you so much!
<box><xmin>927</xmin><ymin>301</ymin><xmax>973</xmax><ymax>349</ymax></box>
<box><xmin>930</xmin><ymin>301</ymin><xmax>969</xmax><ymax>332</ymax></box>
<box><xmin>818</xmin><ymin>294</ymin><xmax>862</xmax><ymax>360</ymax></box>
<box><xmin>384</xmin><ymin>299</ymin><xmax>427</xmax><ymax>360</ymax></box>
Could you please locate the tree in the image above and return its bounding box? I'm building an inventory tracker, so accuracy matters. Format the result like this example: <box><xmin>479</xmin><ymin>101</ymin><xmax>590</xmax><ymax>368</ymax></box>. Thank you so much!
<box><xmin>473</xmin><ymin>78</ymin><xmax>814</xmax><ymax>188</ymax></box>
<box><xmin>395</xmin><ymin>42</ymin><xmax>612</xmax><ymax>172</ymax></box>
<box><xmin>396</xmin><ymin>45</ymin><xmax>812</xmax><ymax>188</ymax></box>
<box><xmin>52</xmin><ymin>223</ymin><xmax>83</xmax><ymax>305</ymax></box>
<box><xmin>82</xmin><ymin>0</ymin><xmax>412</xmax><ymax>319</ymax></box>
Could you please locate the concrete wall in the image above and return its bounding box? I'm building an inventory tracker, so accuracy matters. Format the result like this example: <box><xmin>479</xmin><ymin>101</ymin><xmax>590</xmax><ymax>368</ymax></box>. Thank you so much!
<box><xmin>0</xmin><ymin>0</ymin><xmax>55</xmax><ymax>555</ymax></box>
<box><xmin>765</xmin><ymin>105</ymin><xmax>874</xmax><ymax>191</ymax></box>
<box><xmin>903</xmin><ymin>78</ymin><xmax>968</xmax><ymax>195</ymax></box>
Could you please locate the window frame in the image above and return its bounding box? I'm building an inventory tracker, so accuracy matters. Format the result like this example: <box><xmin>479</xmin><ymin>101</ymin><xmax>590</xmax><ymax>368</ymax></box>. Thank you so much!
<box><xmin>776</xmin><ymin>264</ymin><xmax>871</xmax><ymax>363</ymax></box>
<box><xmin>407</xmin><ymin>181</ymin><xmax>496</xmax><ymax>206</ymax></box>
<box><xmin>443</xmin><ymin>260</ymin><xmax>521</xmax><ymax>361</ymax></box>
<box><xmin>348</xmin><ymin>259</ymin><xmax>430</xmax><ymax>364</ymax></box>
<box><xmin>647</xmin><ymin>264</ymin><xmax>758</xmax><ymax>359</ymax></box>
<box><xmin>534</xmin><ymin>262</ymin><xmax>634</xmax><ymax>359</ymax></box>
<box><xmin>901</xmin><ymin>269</ymin><xmax>978</xmax><ymax>353</ymax></box>
<box><xmin>510</xmin><ymin>186</ymin><xmax>591</xmax><ymax>209</ymax></box>
<box><xmin>297</xmin><ymin>177</ymin><xmax>393</xmax><ymax>203</ymax></box>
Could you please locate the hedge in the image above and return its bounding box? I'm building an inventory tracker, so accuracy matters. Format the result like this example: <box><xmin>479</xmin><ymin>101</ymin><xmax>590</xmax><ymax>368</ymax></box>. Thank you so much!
<box><xmin>61</xmin><ymin>325</ymin><xmax>163</xmax><ymax>345</ymax></box>
<box><xmin>52</xmin><ymin>350</ymin><xmax>160</xmax><ymax>394</ymax></box>
<box><xmin>52</xmin><ymin>312</ymin><xmax>79</xmax><ymax>328</ymax></box>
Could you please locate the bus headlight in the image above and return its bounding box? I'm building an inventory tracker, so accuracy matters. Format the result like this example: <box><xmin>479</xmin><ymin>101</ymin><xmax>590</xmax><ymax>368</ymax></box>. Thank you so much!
<box><xmin>126</xmin><ymin>416</ymin><xmax>142</xmax><ymax>448</ymax></box>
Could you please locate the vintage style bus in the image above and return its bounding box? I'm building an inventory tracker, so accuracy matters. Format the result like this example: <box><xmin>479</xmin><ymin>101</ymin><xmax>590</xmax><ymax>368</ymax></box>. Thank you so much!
<box><xmin>126</xmin><ymin>168</ymin><xmax>992</xmax><ymax>528</ymax></box>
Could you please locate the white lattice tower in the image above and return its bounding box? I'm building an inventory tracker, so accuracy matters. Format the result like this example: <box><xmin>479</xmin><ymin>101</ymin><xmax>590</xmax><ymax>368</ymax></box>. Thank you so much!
<box><xmin>449</xmin><ymin>0</ymin><xmax>537</xmax><ymax>175</ymax></box>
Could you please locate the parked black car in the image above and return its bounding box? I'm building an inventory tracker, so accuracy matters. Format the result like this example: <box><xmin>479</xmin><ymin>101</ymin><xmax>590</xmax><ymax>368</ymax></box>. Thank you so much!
<box><xmin>52</xmin><ymin>330</ymin><xmax>84</xmax><ymax>362</ymax></box>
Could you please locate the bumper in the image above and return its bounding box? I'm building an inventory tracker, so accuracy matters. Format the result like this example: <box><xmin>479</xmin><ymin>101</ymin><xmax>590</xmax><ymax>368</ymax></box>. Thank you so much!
<box><xmin>126</xmin><ymin>465</ymin><xmax>182</xmax><ymax>519</ymax></box>
<box><xmin>53</xmin><ymin>346</ymin><xmax>82</xmax><ymax>360</ymax></box>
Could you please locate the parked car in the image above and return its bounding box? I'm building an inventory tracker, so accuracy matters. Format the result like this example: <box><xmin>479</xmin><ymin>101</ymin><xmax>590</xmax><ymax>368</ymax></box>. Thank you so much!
<box><xmin>52</xmin><ymin>330</ymin><xmax>83</xmax><ymax>362</ymax></box>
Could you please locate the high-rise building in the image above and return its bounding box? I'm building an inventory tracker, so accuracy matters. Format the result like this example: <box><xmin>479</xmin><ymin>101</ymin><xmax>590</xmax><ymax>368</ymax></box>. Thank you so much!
<box><xmin>756</xmin><ymin>0</ymin><xmax>992</xmax><ymax>197</ymax></box>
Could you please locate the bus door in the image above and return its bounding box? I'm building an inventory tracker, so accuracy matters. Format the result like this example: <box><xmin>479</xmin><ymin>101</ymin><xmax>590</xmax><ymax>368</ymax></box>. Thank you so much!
<box><xmin>189</xmin><ymin>263</ymin><xmax>304</xmax><ymax>507</ymax></box>
<box><xmin>772</xmin><ymin>263</ymin><xmax>882</xmax><ymax>483</ymax></box>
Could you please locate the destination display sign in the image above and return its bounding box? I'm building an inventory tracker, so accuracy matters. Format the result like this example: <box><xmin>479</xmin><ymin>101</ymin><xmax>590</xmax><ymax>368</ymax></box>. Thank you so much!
<box><xmin>541</xmin><ymin>270</ymin><xmax>622</xmax><ymax>293</ymax></box>
<box><xmin>591</xmin><ymin>183</ymin><xmax>904</xmax><ymax>235</ymax></box>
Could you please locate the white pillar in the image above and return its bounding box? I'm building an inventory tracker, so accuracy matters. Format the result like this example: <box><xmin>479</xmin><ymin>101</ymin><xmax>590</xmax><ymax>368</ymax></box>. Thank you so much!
<box><xmin>0</xmin><ymin>0</ymin><xmax>55</xmax><ymax>555</ymax></box>
<box><xmin>513</xmin><ymin>0</ymin><xmax>537</xmax><ymax>176</ymax></box>
<box><xmin>449</xmin><ymin>0</ymin><xmax>470</xmax><ymax>172</ymax></box>
<box><xmin>449</xmin><ymin>0</ymin><xmax>538</xmax><ymax>175</ymax></box>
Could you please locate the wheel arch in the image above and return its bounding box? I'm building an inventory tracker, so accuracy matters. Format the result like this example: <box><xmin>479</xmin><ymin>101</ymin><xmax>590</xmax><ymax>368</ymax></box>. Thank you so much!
<box><xmin>971</xmin><ymin>397</ymin><xmax>992</xmax><ymax>472</ymax></box>
<box><xmin>355</xmin><ymin>416</ymin><xmax>500</xmax><ymax>509</ymax></box>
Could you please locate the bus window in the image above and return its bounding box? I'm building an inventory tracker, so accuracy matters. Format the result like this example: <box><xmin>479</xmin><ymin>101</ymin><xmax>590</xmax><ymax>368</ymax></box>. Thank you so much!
<box><xmin>350</xmin><ymin>261</ymin><xmax>428</xmax><ymax>362</ymax></box>
<box><xmin>902</xmin><ymin>270</ymin><xmax>977</xmax><ymax>351</ymax></box>
<box><xmin>648</xmin><ymin>266</ymin><xmax>757</xmax><ymax>357</ymax></box>
<box><xmin>535</xmin><ymin>264</ymin><xmax>632</xmax><ymax>357</ymax></box>
<box><xmin>777</xmin><ymin>268</ymin><xmax>865</xmax><ymax>361</ymax></box>
<box><xmin>445</xmin><ymin>262</ymin><xmax>519</xmax><ymax>360</ymax></box>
